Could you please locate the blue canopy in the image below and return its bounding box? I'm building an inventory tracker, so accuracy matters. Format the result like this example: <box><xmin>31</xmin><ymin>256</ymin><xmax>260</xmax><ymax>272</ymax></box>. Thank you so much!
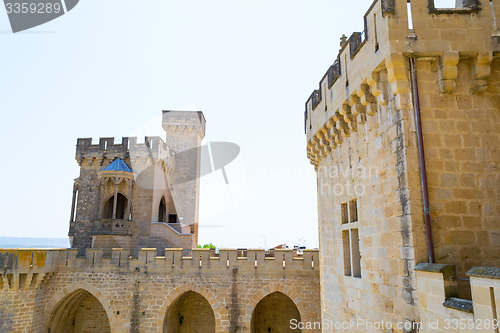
<box><xmin>102</xmin><ymin>158</ymin><xmax>132</xmax><ymax>173</ymax></box>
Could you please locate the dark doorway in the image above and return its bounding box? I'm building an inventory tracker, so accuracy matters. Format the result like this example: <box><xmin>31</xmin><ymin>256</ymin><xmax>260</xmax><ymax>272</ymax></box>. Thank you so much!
<box><xmin>103</xmin><ymin>193</ymin><xmax>127</xmax><ymax>219</ymax></box>
<box><xmin>159</xmin><ymin>197</ymin><xmax>166</xmax><ymax>222</ymax></box>
<box><xmin>168</xmin><ymin>214</ymin><xmax>178</xmax><ymax>223</ymax></box>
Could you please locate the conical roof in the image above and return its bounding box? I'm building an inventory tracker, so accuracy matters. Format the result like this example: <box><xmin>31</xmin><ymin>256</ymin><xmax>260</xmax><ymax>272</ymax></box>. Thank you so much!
<box><xmin>102</xmin><ymin>158</ymin><xmax>132</xmax><ymax>173</ymax></box>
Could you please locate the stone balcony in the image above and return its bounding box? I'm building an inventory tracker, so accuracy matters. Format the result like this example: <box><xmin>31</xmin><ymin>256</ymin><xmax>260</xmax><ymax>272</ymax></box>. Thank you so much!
<box><xmin>92</xmin><ymin>219</ymin><xmax>132</xmax><ymax>235</ymax></box>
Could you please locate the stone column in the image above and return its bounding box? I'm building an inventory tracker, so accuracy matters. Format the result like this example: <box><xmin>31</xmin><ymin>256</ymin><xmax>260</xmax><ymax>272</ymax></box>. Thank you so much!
<box><xmin>98</xmin><ymin>180</ymin><xmax>105</xmax><ymax>220</ymax></box>
<box><xmin>112</xmin><ymin>176</ymin><xmax>119</xmax><ymax>220</ymax></box>
<box><xmin>125</xmin><ymin>182</ymin><xmax>133</xmax><ymax>220</ymax></box>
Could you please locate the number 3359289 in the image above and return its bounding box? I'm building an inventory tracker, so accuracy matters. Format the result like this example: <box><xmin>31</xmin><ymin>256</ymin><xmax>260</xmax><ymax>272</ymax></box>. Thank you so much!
<box><xmin>5</xmin><ymin>2</ymin><xmax>62</xmax><ymax>14</ymax></box>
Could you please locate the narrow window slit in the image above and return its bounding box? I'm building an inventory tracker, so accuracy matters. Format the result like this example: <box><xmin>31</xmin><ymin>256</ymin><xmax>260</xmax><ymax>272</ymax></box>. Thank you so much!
<box><xmin>407</xmin><ymin>1</ymin><xmax>414</xmax><ymax>30</ymax></box>
<box><xmin>491</xmin><ymin>0</ymin><xmax>500</xmax><ymax>35</ymax></box>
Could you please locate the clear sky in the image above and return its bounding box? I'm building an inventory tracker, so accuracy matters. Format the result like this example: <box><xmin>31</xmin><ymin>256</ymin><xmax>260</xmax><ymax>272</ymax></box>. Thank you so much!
<box><xmin>0</xmin><ymin>0</ymin><xmax>380</xmax><ymax>249</ymax></box>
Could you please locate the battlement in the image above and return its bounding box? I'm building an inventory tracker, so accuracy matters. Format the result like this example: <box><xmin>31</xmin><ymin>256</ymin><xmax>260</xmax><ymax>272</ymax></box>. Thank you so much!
<box><xmin>415</xmin><ymin>264</ymin><xmax>500</xmax><ymax>332</ymax></box>
<box><xmin>75</xmin><ymin>136</ymin><xmax>173</xmax><ymax>166</ymax></box>
<box><xmin>305</xmin><ymin>0</ymin><xmax>500</xmax><ymax>168</ymax></box>
<box><xmin>0</xmin><ymin>248</ymin><xmax>319</xmax><ymax>288</ymax></box>
<box><xmin>162</xmin><ymin>110</ymin><xmax>206</xmax><ymax>140</ymax></box>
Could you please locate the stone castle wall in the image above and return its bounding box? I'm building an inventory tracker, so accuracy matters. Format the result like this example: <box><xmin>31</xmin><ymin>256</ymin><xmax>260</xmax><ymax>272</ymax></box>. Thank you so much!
<box><xmin>0</xmin><ymin>248</ymin><xmax>321</xmax><ymax>333</ymax></box>
<box><xmin>305</xmin><ymin>0</ymin><xmax>499</xmax><ymax>330</ymax></box>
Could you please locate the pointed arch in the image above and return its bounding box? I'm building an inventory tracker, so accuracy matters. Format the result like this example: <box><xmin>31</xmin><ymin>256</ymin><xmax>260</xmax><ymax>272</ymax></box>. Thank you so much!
<box><xmin>163</xmin><ymin>291</ymin><xmax>214</xmax><ymax>333</ymax></box>
<box><xmin>158</xmin><ymin>196</ymin><xmax>167</xmax><ymax>222</ymax></box>
<box><xmin>246</xmin><ymin>284</ymin><xmax>305</xmax><ymax>324</ymax></box>
<box><xmin>103</xmin><ymin>193</ymin><xmax>128</xmax><ymax>219</ymax></box>
<box><xmin>250</xmin><ymin>291</ymin><xmax>302</xmax><ymax>333</ymax></box>
<box><xmin>156</xmin><ymin>283</ymin><xmax>227</xmax><ymax>332</ymax></box>
<box><xmin>44</xmin><ymin>282</ymin><xmax>114</xmax><ymax>332</ymax></box>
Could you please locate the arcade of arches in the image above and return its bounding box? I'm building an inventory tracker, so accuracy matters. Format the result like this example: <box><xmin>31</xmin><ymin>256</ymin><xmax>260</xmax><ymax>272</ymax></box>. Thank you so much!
<box><xmin>47</xmin><ymin>289</ymin><xmax>302</xmax><ymax>333</ymax></box>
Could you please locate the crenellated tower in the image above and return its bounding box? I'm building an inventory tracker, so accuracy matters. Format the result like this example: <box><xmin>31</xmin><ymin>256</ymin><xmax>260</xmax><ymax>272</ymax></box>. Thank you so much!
<box><xmin>305</xmin><ymin>0</ymin><xmax>500</xmax><ymax>328</ymax></box>
<box><xmin>69</xmin><ymin>111</ymin><xmax>205</xmax><ymax>255</ymax></box>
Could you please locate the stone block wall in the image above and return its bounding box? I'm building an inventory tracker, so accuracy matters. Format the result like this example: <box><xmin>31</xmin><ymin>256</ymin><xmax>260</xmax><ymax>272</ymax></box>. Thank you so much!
<box><xmin>0</xmin><ymin>248</ymin><xmax>321</xmax><ymax>333</ymax></box>
<box><xmin>410</xmin><ymin>57</ymin><xmax>500</xmax><ymax>292</ymax></box>
<box><xmin>305</xmin><ymin>0</ymin><xmax>499</xmax><ymax>330</ymax></box>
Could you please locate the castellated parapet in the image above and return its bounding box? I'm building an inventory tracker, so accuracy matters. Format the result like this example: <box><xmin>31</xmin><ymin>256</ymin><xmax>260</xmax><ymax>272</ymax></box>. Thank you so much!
<box><xmin>0</xmin><ymin>248</ymin><xmax>321</xmax><ymax>332</ymax></box>
<box><xmin>0</xmin><ymin>110</ymin><xmax>322</xmax><ymax>333</ymax></box>
<box><xmin>75</xmin><ymin>136</ymin><xmax>174</xmax><ymax>173</ymax></box>
<box><xmin>305</xmin><ymin>0</ymin><xmax>500</xmax><ymax>331</ymax></box>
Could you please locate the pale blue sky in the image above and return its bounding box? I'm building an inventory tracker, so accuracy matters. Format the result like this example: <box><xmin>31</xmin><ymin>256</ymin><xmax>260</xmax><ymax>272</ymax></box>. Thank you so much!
<box><xmin>0</xmin><ymin>0</ymin><xmax>380</xmax><ymax>249</ymax></box>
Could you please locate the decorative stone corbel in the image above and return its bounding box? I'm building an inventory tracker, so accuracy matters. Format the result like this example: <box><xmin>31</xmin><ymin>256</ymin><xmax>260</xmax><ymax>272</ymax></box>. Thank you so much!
<box><xmin>352</xmin><ymin>90</ymin><xmax>368</xmax><ymax>124</ymax></box>
<box><xmin>328</xmin><ymin>127</ymin><xmax>338</xmax><ymax>150</ymax></box>
<box><xmin>386</xmin><ymin>53</ymin><xmax>410</xmax><ymax>96</ymax></box>
<box><xmin>332</xmin><ymin>111</ymin><xmax>346</xmax><ymax>144</ymax></box>
<box><xmin>324</xmin><ymin>118</ymin><xmax>335</xmax><ymax>144</ymax></box>
<box><xmin>472</xmin><ymin>52</ymin><xmax>493</xmax><ymax>94</ymax></box>
<box><xmin>340</xmin><ymin>102</ymin><xmax>357</xmax><ymax>132</ymax></box>
<box><xmin>438</xmin><ymin>52</ymin><xmax>459</xmax><ymax>94</ymax></box>
<box><xmin>336</xmin><ymin>117</ymin><xmax>350</xmax><ymax>138</ymax></box>
<box><xmin>367</xmin><ymin>71</ymin><xmax>388</xmax><ymax>106</ymax></box>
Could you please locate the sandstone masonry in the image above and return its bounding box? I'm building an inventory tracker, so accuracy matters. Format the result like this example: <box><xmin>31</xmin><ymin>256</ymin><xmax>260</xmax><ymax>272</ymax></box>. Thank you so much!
<box><xmin>305</xmin><ymin>0</ymin><xmax>500</xmax><ymax>331</ymax></box>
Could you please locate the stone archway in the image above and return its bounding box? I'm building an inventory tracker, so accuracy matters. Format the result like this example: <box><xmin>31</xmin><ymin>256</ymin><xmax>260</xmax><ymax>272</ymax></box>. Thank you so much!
<box><xmin>46</xmin><ymin>288</ymin><xmax>111</xmax><ymax>333</ymax></box>
<box><xmin>163</xmin><ymin>291</ymin><xmax>215</xmax><ymax>333</ymax></box>
<box><xmin>103</xmin><ymin>193</ymin><xmax>128</xmax><ymax>219</ymax></box>
<box><xmin>250</xmin><ymin>291</ymin><xmax>302</xmax><ymax>333</ymax></box>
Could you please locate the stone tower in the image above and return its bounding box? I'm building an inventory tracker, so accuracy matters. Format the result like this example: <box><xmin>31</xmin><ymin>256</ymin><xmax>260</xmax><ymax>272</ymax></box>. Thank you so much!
<box><xmin>305</xmin><ymin>0</ymin><xmax>499</xmax><ymax>328</ymax></box>
<box><xmin>68</xmin><ymin>110</ymin><xmax>205</xmax><ymax>255</ymax></box>
<box><xmin>162</xmin><ymin>111</ymin><xmax>206</xmax><ymax>244</ymax></box>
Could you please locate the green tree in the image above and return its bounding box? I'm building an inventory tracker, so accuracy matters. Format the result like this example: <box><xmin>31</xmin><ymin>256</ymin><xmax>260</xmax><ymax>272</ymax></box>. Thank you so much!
<box><xmin>198</xmin><ymin>243</ymin><xmax>216</xmax><ymax>249</ymax></box>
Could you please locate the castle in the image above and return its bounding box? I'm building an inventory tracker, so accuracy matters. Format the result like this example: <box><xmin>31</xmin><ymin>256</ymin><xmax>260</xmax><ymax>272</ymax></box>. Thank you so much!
<box><xmin>2</xmin><ymin>0</ymin><xmax>500</xmax><ymax>332</ymax></box>
<box><xmin>0</xmin><ymin>111</ymin><xmax>321</xmax><ymax>332</ymax></box>
<box><xmin>305</xmin><ymin>0</ymin><xmax>500</xmax><ymax>331</ymax></box>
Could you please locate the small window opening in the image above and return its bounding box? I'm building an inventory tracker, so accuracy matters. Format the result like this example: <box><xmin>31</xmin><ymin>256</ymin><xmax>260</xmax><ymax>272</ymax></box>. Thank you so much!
<box><xmin>341</xmin><ymin>203</ymin><xmax>349</xmax><ymax>224</ymax></box>
<box><xmin>351</xmin><ymin>229</ymin><xmax>361</xmax><ymax>278</ymax></box>
<box><xmin>342</xmin><ymin>230</ymin><xmax>351</xmax><ymax>276</ymax></box>
<box><xmin>158</xmin><ymin>197</ymin><xmax>166</xmax><ymax>222</ymax></box>
<box><xmin>434</xmin><ymin>0</ymin><xmax>458</xmax><ymax>8</ymax></box>
<box><xmin>373</xmin><ymin>13</ymin><xmax>379</xmax><ymax>51</ymax></box>
<box><xmin>345</xmin><ymin>54</ymin><xmax>349</xmax><ymax>87</ymax></box>
<box><xmin>168</xmin><ymin>214</ymin><xmax>178</xmax><ymax>223</ymax></box>
<box><xmin>491</xmin><ymin>0</ymin><xmax>499</xmax><ymax>33</ymax></box>
<box><xmin>343</xmin><ymin>229</ymin><xmax>361</xmax><ymax>278</ymax></box>
<box><xmin>349</xmin><ymin>199</ymin><xmax>358</xmax><ymax>222</ymax></box>
<box><xmin>103</xmin><ymin>193</ymin><xmax>127</xmax><ymax>219</ymax></box>
<box><xmin>407</xmin><ymin>1</ymin><xmax>414</xmax><ymax>30</ymax></box>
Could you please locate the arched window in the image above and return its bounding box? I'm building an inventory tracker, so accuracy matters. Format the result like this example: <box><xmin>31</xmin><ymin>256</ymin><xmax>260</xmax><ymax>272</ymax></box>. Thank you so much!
<box><xmin>103</xmin><ymin>193</ymin><xmax>128</xmax><ymax>219</ymax></box>
<box><xmin>159</xmin><ymin>197</ymin><xmax>166</xmax><ymax>222</ymax></box>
